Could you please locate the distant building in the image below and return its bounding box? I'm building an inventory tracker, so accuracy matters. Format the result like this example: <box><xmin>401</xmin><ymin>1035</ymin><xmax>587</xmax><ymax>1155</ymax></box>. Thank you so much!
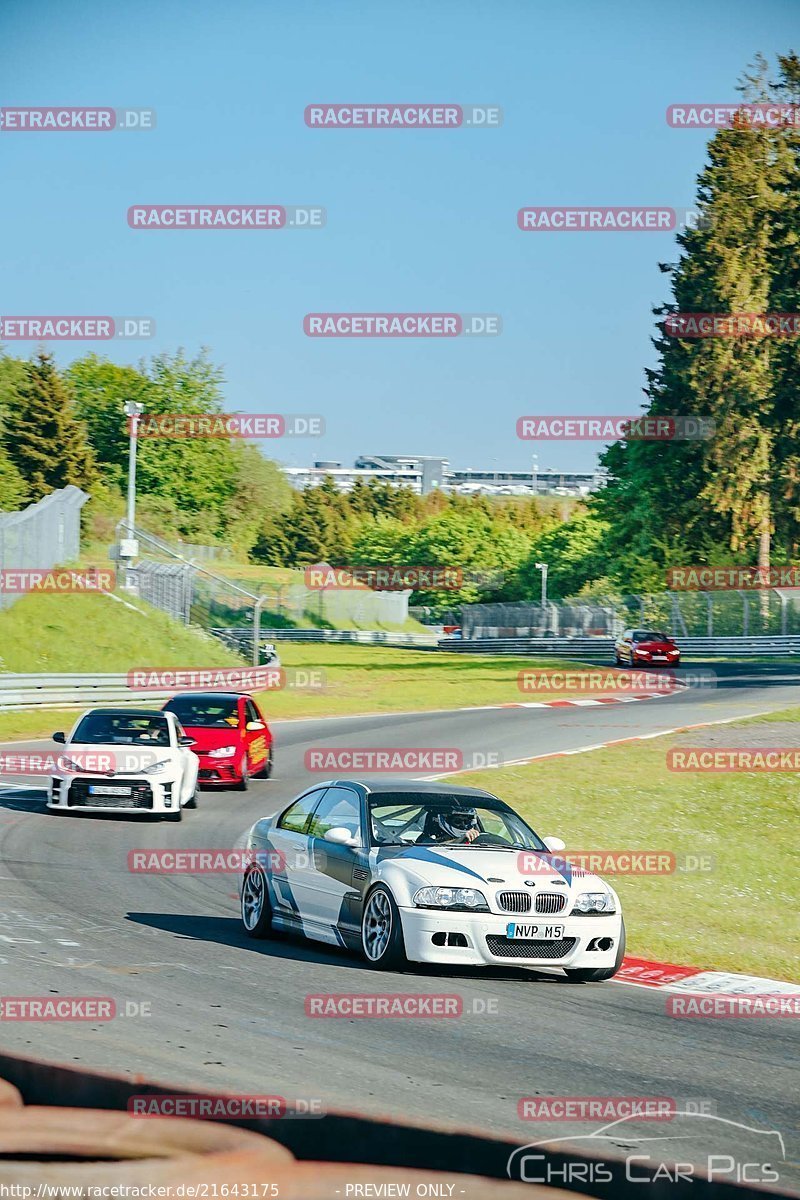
<box><xmin>283</xmin><ymin>454</ymin><xmax>607</xmax><ymax>497</ymax></box>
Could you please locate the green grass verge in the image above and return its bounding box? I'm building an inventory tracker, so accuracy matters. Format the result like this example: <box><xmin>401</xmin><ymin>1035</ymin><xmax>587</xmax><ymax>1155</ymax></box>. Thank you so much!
<box><xmin>453</xmin><ymin>710</ymin><xmax>800</xmax><ymax>980</ymax></box>
<box><xmin>0</xmin><ymin>590</ymin><xmax>243</xmax><ymax>740</ymax></box>
<box><xmin>0</xmin><ymin>594</ymin><xmax>596</xmax><ymax>736</ymax></box>
<box><xmin>251</xmin><ymin>644</ymin><xmax>596</xmax><ymax>719</ymax></box>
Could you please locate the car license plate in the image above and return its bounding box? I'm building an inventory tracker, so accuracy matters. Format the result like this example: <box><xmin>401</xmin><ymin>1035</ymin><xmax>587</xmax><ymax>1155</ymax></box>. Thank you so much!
<box><xmin>652</xmin><ymin>655</ymin><xmax>666</xmax><ymax>661</ymax></box>
<box><xmin>506</xmin><ymin>922</ymin><xmax>564</xmax><ymax>940</ymax></box>
<box><xmin>88</xmin><ymin>785</ymin><xmax>132</xmax><ymax>796</ymax></box>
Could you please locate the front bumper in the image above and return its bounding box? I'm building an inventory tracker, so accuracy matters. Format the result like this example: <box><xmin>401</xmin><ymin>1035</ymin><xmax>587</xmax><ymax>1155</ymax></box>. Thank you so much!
<box><xmin>398</xmin><ymin>906</ymin><xmax>622</xmax><ymax>971</ymax></box>
<box><xmin>197</xmin><ymin>757</ymin><xmax>242</xmax><ymax>785</ymax></box>
<box><xmin>47</xmin><ymin>775</ymin><xmax>182</xmax><ymax>815</ymax></box>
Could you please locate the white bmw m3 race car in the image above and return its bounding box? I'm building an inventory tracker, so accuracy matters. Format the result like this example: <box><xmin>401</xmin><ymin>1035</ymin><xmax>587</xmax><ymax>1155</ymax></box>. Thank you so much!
<box><xmin>46</xmin><ymin>708</ymin><xmax>199</xmax><ymax>821</ymax></box>
<box><xmin>240</xmin><ymin>780</ymin><xmax>625</xmax><ymax>981</ymax></box>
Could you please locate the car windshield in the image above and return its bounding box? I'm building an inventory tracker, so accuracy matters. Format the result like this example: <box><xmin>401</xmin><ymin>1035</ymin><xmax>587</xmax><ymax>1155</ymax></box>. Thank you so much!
<box><xmin>165</xmin><ymin>697</ymin><xmax>240</xmax><ymax>728</ymax></box>
<box><xmin>634</xmin><ymin>629</ymin><xmax>669</xmax><ymax>642</ymax></box>
<box><xmin>369</xmin><ymin>793</ymin><xmax>547</xmax><ymax>849</ymax></box>
<box><xmin>71</xmin><ymin>713</ymin><xmax>171</xmax><ymax>746</ymax></box>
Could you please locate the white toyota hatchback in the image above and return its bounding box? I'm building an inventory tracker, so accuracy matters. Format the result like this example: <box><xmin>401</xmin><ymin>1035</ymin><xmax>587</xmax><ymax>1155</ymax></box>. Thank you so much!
<box><xmin>47</xmin><ymin>708</ymin><xmax>199</xmax><ymax>821</ymax></box>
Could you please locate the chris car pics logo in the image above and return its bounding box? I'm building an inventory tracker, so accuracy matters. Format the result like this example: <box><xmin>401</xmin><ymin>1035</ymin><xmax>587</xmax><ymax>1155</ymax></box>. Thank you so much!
<box><xmin>507</xmin><ymin>1113</ymin><xmax>786</xmax><ymax>1187</ymax></box>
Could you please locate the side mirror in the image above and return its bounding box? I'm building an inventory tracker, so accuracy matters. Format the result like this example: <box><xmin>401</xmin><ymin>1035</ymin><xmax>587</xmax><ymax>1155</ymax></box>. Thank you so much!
<box><xmin>245</xmin><ymin>721</ymin><xmax>265</xmax><ymax>732</ymax></box>
<box><xmin>179</xmin><ymin>735</ymin><xmax>196</xmax><ymax>747</ymax></box>
<box><xmin>323</xmin><ymin>826</ymin><xmax>360</xmax><ymax>848</ymax></box>
<box><xmin>543</xmin><ymin>836</ymin><xmax>566</xmax><ymax>853</ymax></box>
<box><xmin>52</xmin><ymin>732</ymin><xmax>66</xmax><ymax>744</ymax></box>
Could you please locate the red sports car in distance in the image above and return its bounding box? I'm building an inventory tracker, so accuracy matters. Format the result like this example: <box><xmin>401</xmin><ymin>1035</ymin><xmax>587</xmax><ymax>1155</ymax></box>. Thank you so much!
<box><xmin>614</xmin><ymin>628</ymin><xmax>681</xmax><ymax>667</ymax></box>
<box><xmin>162</xmin><ymin>692</ymin><xmax>273</xmax><ymax>790</ymax></box>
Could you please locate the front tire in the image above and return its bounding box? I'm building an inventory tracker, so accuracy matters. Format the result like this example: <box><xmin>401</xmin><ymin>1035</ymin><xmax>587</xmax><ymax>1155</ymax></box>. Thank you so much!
<box><xmin>361</xmin><ymin>885</ymin><xmax>407</xmax><ymax>970</ymax></box>
<box><xmin>235</xmin><ymin>758</ymin><xmax>250</xmax><ymax>791</ymax></box>
<box><xmin>241</xmin><ymin>864</ymin><xmax>273</xmax><ymax>938</ymax></box>
<box><xmin>564</xmin><ymin>919</ymin><xmax>626</xmax><ymax>983</ymax></box>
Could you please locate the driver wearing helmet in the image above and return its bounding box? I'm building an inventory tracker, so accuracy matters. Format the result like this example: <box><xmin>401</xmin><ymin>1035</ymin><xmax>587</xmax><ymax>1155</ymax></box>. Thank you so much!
<box><xmin>423</xmin><ymin>802</ymin><xmax>480</xmax><ymax>844</ymax></box>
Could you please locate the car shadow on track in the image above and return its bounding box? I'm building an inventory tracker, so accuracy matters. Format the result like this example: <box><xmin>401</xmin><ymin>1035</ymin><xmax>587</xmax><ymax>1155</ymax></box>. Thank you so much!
<box><xmin>0</xmin><ymin>787</ymin><xmax>44</xmax><ymax>812</ymax></box>
<box><xmin>127</xmin><ymin>910</ymin><xmax>569</xmax><ymax>985</ymax></box>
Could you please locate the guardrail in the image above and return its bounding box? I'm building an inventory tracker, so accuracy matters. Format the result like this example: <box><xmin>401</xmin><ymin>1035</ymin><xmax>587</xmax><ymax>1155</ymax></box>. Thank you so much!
<box><xmin>439</xmin><ymin>635</ymin><xmax>800</xmax><ymax>657</ymax></box>
<box><xmin>213</xmin><ymin>627</ymin><xmax>439</xmax><ymax>647</ymax></box>
<box><xmin>0</xmin><ymin>674</ymin><xmax>175</xmax><ymax>711</ymax></box>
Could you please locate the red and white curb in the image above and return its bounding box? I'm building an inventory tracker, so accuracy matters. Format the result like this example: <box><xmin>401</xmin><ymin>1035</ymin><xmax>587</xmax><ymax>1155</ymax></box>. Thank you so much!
<box><xmin>617</xmin><ymin>956</ymin><xmax>800</xmax><ymax>996</ymax></box>
<box><xmin>502</xmin><ymin>693</ymin><xmax>670</xmax><ymax>708</ymax></box>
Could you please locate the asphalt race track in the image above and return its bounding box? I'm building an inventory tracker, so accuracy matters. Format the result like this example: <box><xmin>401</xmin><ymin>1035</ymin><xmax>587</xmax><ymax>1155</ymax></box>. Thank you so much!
<box><xmin>0</xmin><ymin>660</ymin><xmax>798</xmax><ymax>1185</ymax></box>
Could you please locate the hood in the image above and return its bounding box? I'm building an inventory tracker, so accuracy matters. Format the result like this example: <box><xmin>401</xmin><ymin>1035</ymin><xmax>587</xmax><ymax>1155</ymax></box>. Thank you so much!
<box><xmin>181</xmin><ymin>726</ymin><xmax>243</xmax><ymax>752</ymax></box>
<box><xmin>376</xmin><ymin>844</ymin><xmax>603</xmax><ymax>891</ymax></box>
<box><xmin>636</xmin><ymin>638</ymin><xmax>677</xmax><ymax>651</ymax></box>
<box><xmin>58</xmin><ymin>743</ymin><xmax>171</xmax><ymax>776</ymax></box>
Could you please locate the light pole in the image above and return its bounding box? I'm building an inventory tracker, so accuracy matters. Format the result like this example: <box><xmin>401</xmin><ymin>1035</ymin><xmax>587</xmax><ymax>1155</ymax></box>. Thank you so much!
<box><xmin>120</xmin><ymin>401</ymin><xmax>143</xmax><ymax>588</ymax></box>
<box><xmin>531</xmin><ymin>454</ymin><xmax>538</xmax><ymax>497</ymax></box>
<box><xmin>535</xmin><ymin>561</ymin><xmax>548</xmax><ymax>630</ymax></box>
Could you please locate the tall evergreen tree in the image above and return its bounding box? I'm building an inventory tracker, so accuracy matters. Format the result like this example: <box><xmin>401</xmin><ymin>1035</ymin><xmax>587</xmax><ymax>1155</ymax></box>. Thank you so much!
<box><xmin>2</xmin><ymin>352</ymin><xmax>94</xmax><ymax>501</ymax></box>
<box><xmin>769</xmin><ymin>53</ymin><xmax>800</xmax><ymax>556</ymax></box>
<box><xmin>596</xmin><ymin>54</ymin><xmax>799</xmax><ymax>583</ymax></box>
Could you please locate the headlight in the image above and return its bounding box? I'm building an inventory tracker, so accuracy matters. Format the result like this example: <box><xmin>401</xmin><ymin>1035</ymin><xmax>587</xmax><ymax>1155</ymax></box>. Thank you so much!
<box><xmin>207</xmin><ymin>745</ymin><xmax>237</xmax><ymax>759</ymax></box>
<box><xmin>140</xmin><ymin>758</ymin><xmax>173</xmax><ymax>775</ymax></box>
<box><xmin>571</xmin><ymin>892</ymin><xmax>616</xmax><ymax>915</ymax></box>
<box><xmin>58</xmin><ymin>757</ymin><xmax>86</xmax><ymax>774</ymax></box>
<box><xmin>413</xmin><ymin>886</ymin><xmax>489</xmax><ymax>912</ymax></box>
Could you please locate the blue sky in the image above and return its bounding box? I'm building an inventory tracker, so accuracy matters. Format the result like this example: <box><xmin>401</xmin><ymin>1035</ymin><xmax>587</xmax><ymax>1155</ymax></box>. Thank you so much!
<box><xmin>1</xmin><ymin>0</ymin><xmax>796</xmax><ymax>473</ymax></box>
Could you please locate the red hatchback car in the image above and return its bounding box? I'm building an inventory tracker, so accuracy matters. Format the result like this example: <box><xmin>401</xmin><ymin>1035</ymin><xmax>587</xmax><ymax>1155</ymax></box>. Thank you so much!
<box><xmin>162</xmin><ymin>692</ymin><xmax>273</xmax><ymax>790</ymax></box>
<box><xmin>614</xmin><ymin>628</ymin><xmax>681</xmax><ymax>667</ymax></box>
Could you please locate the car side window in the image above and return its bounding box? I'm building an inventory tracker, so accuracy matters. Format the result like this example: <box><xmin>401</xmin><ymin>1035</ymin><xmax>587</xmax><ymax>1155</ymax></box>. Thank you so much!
<box><xmin>307</xmin><ymin>787</ymin><xmax>362</xmax><ymax>841</ymax></box>
<box><xmin>245</xmin><ymin>700</ymin><xmax>259</xmax><ymax>724</ymax></box>
<box><xmin>278</xmin><ymin>789</ymin><xmax>328</xmax><ymax>834</ymax></box>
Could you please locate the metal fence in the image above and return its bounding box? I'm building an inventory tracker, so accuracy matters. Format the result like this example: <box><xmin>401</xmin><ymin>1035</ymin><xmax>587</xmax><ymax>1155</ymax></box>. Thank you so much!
<box><xmin>463</xmin><ymin>592</ymin><xmax>800</xmax><ymax>639</ymax></box>
<box><xmin>115</xmin><ymin>523</ymin><xmax>412</xmax><ymax>632</ymax></box>
<box><xmin>442</xmin><ymin>635</ymin><xmax>800</xmax><ymax>658</ymax></box>
<box><xmin>0</xmin><ymin>487</ymin><xmax>89</xmax><ymax>611</ymax></box>
<box><xmin>127</xmin><ymin>560</ymin><xmax>194</xmax><ymax>624</ymax></box>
